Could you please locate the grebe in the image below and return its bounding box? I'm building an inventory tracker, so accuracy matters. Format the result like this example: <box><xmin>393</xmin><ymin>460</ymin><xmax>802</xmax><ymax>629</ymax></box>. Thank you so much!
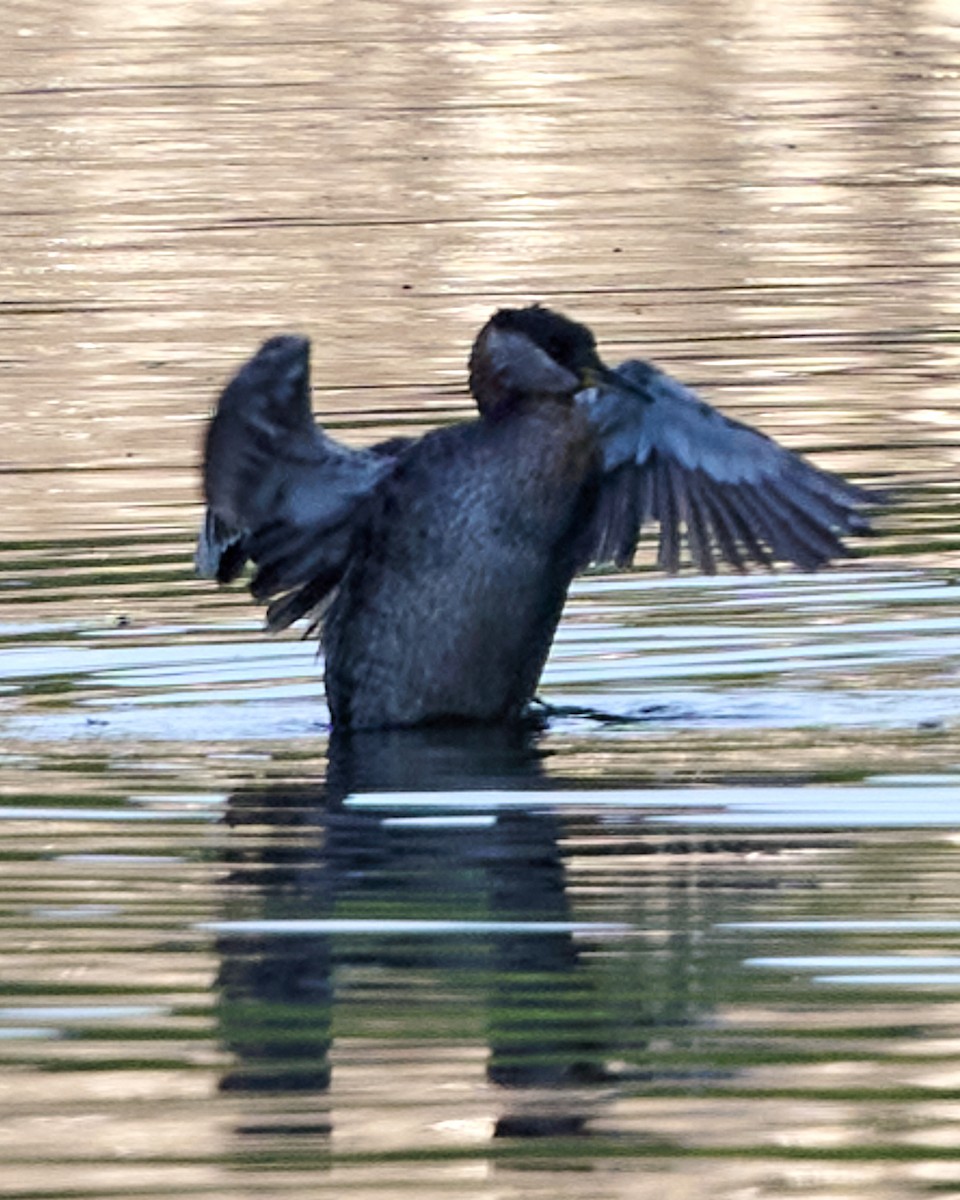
<box><xmin>196</xmin><ymin>306</ymin><xmax>875</xmax><ymax>729</ymax></box>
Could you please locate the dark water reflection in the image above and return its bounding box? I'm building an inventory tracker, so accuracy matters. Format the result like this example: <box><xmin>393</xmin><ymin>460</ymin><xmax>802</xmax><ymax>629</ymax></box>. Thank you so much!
<box><xmin>4</xmin><ymin>0</ymin><xmax>960</xmax><ymax>1196</ymax></box>
<box><xmin>204</xmin><ymin>727</ymin><xmax>866</xmax><ymax>1167</ymax></box>
<box><xmin>214</xmin><ymin>731</ymin><xmax>609</xmax><ymax>1137</ymax></box>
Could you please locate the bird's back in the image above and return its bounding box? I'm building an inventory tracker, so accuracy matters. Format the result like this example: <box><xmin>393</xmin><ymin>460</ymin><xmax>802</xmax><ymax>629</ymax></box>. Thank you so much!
<box><xmin>323</xmin><ymin>401</ymin><xmax>598</xmax><ymax>729</ymax></box>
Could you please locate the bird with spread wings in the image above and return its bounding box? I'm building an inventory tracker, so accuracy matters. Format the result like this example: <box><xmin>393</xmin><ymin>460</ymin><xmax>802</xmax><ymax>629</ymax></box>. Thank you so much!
<box><xmin>196</xmin><ymin>306</ymin><xmax>877</xmax><ymax>730</ymax></box>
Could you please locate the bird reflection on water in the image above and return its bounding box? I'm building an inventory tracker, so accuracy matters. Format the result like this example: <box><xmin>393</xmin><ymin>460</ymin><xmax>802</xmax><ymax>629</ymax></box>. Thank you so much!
<box><xmin>210</xmin><ymin>725</ymin><xmax>768</xmax><ymax>1155</ymax></box>
<box><xmin>197</xmin><ymin>307</ymin><xmax>877</xmax><ymax>730</ymax></box>
<box><xmin>213</xmin><ymin>727</ymin><xmax>615</xmax><ymax>1144</ymax></box>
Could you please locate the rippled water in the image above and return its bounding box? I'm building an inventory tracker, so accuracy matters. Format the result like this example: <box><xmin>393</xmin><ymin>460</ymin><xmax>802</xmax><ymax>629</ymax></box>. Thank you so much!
<box><xmin>3</xmin><ymin>1</ymin><xmax>960</xmax><ymax>1196</ymax></box>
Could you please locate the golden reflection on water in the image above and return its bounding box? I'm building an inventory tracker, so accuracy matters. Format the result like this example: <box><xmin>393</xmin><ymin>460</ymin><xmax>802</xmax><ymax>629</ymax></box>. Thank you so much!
<box><xmin>2</xmin><ymin>0</ymin><xmax>958</xmax><ymax>509</ymax></box>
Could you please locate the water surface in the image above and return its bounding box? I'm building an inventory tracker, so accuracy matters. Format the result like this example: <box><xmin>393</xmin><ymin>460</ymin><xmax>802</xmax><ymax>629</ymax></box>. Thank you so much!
<box><xmin>3</xmin><ymin>1</ymin><xmax>960</xmax><ymax>1197</ymax></box>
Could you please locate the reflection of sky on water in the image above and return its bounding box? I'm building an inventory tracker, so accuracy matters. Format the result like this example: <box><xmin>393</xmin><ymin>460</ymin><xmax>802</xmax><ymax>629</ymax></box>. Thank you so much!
<box><xmin>4</xmin><ymin>567</ymin><xmax>960</xmax><ymax>744</ymax></box>
<box><xmin>345</xmin><ymin>784</ymin><xmax>960</xmax><ymax>829</ymax></box>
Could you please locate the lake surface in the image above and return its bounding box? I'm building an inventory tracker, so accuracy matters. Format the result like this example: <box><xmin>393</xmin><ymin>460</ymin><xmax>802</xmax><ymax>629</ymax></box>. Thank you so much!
<box><xmin>3</xmin><ymin>1</ymin><xmax>960</xmax><ymax>1196</ymax></box>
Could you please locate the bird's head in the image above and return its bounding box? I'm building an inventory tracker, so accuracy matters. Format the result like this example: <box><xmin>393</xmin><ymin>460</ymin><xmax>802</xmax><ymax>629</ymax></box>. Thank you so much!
<box><xmin>468</xmin><ymin>305</ymin><xmax>610</xmax><ymax>419</ymax></box>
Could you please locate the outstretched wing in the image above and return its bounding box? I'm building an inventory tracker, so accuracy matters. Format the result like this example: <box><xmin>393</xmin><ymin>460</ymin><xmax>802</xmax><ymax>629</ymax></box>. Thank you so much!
<box><xmin>196</xmin><ymin>335</ymin><xmax>398</xmax><ymax>630</ymax></box>
<box><xmin>577</xmin><ymin>359</ymin><xmax>877</xmax><ymax>574</ymax></box>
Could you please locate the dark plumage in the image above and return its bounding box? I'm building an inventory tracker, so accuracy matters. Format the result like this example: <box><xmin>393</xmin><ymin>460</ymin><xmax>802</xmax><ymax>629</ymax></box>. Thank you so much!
<box><xmin>196</xmin><ymin>306</ymin><xmax>877</xmax><ymax>729</ymax></box>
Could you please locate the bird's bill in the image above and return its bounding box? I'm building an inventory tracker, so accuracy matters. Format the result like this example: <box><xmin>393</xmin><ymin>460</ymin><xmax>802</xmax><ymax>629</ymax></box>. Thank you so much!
<box><xmin>579</xmin><ymin>362</ymin><xmax>653</xmax><ymax>403</ymax></box>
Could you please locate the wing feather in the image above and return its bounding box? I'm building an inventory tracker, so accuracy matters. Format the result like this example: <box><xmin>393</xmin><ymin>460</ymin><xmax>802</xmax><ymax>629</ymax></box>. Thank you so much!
<box><xmin>196</xmin><ymin>335</ymin><xmax>397</xmax><ymax>630</ymax></box>
<box><xmin>578</xmin><ymin>358</ymin><xmax>877</xmax><ymax>573</ymax></box>
<box><xmin>655</xmin><ymin>456</ymin><xmax>682</xmax><ymax>573</ymax></box>
<box><xmin>697</xmin><ymin>483</ymin><xmax>746</xmax><ymax>572</ymax></box>
<box><xmin>672</xmin><ymin>465</ymin><xmax>714</xmax><ymax>574</ymax></box>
